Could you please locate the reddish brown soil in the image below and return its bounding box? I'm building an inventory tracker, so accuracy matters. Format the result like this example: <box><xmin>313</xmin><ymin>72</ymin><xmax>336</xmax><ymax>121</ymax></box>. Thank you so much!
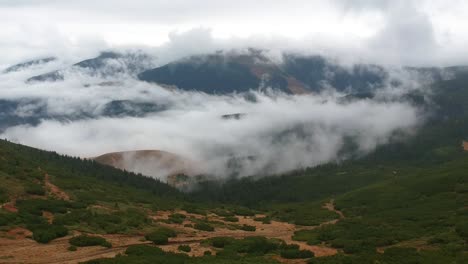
<box><xmin>6</xmin><ymin>227</ymin><xmax>32</xmax><ymax>239</ymax></box>
<box><xmin>42</xmin><ymin>211</ymin><xmax>54</xmax><ymax>224</ymax></box>
<box><xmin>323</xmin><ymin>199</ymin><xmax>344</xmax><ymax>220</ymax></box>
<box><xmin>285</xmin><ymin>77</ymin><xmax>309</xmax><ymax>94</ymax></box>
<box><xmin>44</xmin><ymin>173</ymin><xmax>70</xmax><ymax>201</ymax></box>
<box><xmin>1</xmin><ymin>200</ymin><xmax>18</xmax><ymax>213</ymax></box>
<box><xmin>463</xmin><ymin>141</ymin><xmax>468</xmax><ymax>151</ymax></box>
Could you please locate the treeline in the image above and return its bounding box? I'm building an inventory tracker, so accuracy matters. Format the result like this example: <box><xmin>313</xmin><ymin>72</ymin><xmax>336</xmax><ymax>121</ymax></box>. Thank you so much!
<box><xmin>0</xmin><ymin>139</ymin><xmax>181</xmax><ymax>198</ymax></box>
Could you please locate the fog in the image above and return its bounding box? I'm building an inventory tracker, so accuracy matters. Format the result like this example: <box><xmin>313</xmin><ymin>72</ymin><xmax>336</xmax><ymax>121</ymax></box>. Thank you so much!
<box><xmin>0</xmin><ymin>57</ymin><xmax>426</xmax><ymax>181</ymax></box>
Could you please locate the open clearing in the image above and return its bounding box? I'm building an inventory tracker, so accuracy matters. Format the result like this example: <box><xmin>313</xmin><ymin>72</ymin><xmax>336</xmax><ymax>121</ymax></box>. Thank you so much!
<box><xmin>0</xmin><ymin>200</ymin><xmax>342</xmax><ymax>263</ymax></box>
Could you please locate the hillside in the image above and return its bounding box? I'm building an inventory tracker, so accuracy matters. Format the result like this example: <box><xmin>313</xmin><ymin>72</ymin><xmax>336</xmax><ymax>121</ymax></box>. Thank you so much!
<box><xmin>26</xmin><ymin>51</ymin><xmax>154</xmax><ymax>82</ymax></box>
<box><xmin>137</xmin><ymin>51</ymin><xmax>389</xmax><ymax>94</ymax></box>
<box><xmin>0</xmin><ymin>139</ymin><xmax>343</xmax><ymax>263</ymax></box>
<box><xmin>2</xmin><ymin>57</ymin><xmax>56</xmax><ymax>74</ymax></box>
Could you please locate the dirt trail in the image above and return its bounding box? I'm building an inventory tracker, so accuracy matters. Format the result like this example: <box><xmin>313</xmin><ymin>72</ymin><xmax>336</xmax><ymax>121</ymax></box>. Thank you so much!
<box><xmin>44</xmin><ymin>173</ymin><xmax>70</xmax><ymax>201</ymax></box>
<box><xmin>323</xmin><ymin>199</ymin><xmax>345</xmax><ymax>220</ymax></box>
<box><xmin>0</xmin><ymin>233</ymin><xmax>149</xmax><ymax>264</ymax></box>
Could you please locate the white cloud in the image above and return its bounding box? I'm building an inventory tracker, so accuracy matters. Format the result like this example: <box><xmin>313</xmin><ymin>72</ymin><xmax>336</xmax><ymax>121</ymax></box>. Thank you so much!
<box><xmin>0</xmin><ymin>73</ymin><xmax>422</xmax><ymax>180</ymax></box>
<box><xmin>1</xmin><ymin>0</ymin><xmax>467</xmax><ymax>66</ymax></box>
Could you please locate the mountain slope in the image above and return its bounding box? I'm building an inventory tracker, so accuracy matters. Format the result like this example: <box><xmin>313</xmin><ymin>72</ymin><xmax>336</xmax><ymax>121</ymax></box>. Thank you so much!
<box><xmin>2</xmin><ymin>57</ymin><xmax>56</xmax><ymax>74</ymax></box>
<box><xmin>138</xmin><ymin>51</ymin><xmax>392</xmax><ymax>94</ymax></box>
<box><xmin>27</xmin><ymin>51</ymin><xmax>154</xmax><ymax>82</ymax></box>
<box><xmin>94</xmin><ymin>150</ymin><xmax>199</xmax><ymax>186</ymax></box>
<box><xmin>138</xmin><ymin>50</ymin><xmax>301</xmax><ymax>94</ymax></box>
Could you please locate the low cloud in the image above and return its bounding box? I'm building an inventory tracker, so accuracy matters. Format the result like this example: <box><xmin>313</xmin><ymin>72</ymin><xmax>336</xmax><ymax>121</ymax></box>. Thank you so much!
<box><xmin>1</xmin><ymin>69</ymin><xmax>423</xmax><ymax>181</ymax></box>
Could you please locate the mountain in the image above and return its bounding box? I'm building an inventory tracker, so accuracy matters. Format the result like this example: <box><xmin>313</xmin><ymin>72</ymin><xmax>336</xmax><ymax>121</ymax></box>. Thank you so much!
<box><xmin>27</xmin><ymin>51</ymin><xmax>155</xmax><ymax>82</ymax></box>
<box><xmin>2</xmin><ymin>57</ymin><xmax>56</xmax><ymax>74</ymax></box>
<box><xmin>138</xmin><ymin>50</ymin><xmax>393</xmax><ymax>94</ymax></box>
<box><xmin>138</xmin><ymin>50</ymin><xmax>303</xmax><ymax>94</ymax></box>
<box><xmin>94</xmin><ymin>150</ymin><xmax>199</xmax><ymax>189</ymax></box>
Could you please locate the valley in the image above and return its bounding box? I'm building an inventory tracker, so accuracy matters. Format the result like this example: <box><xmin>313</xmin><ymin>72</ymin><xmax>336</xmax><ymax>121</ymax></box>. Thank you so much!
<box><xmin>1</xmin><ymin>33</ymin><xmax>468</xmax><ymax>264</ymax></box>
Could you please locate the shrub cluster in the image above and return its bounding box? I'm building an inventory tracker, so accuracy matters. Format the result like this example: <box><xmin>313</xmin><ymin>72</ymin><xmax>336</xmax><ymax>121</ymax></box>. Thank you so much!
<box><xmin>69</xmin><ymin>235</ymin><xmax>112</xmax><ymax>248</ymax></box>
<box><xmin>145</xmin><ymin>227</ymin><xmax>177</xmax><ymax>245</ymax></box>
<box><xmin>279</xmin><ymin>244</ymin><xmax>314</xmax><ymax>259</ymax></box>
<box><xmin>194</xmin><ymin>222</ymin><xmax>214</xmax><ymax>232</ymax></box>
<box><xmin>32</xmin><ymin>224</ymin><xmax>68</xmax><ymax>243</ymax></box>
<box><xmin>178</xmin><ymin>245</ymin><xmax>191</xmax><ymax>252</ymax></box>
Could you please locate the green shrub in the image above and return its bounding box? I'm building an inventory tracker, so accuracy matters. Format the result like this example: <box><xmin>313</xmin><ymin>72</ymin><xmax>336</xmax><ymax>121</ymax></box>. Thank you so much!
<box><xmin>194</xmin><ymin>222</ymin><xmax>214</xmax><ymax>232</ymax></box>
<box><xmin>178</xmin><ymin>245</ymin><xmax>191</xmax><ymax>252</ymax></box>
<box><xmin>32</xmin><ymin>224</ymin><xmax>68</xmax><ymax>243</ymax></box>
<box><xmin>68</xmin><ymin>245</ymin><xmax>77</xmax><ymax>251</ymax></box>
<box><xmin>69</xmin><ymin>235</ymin><xmax>111</xmax><ymax>248</ymax></box>
<box><xmin>144</xmin><ymin>227</ymin><xmax>176</xmax><ymax>245</ymax></box>
<box><xmin>382</xmin><ymin>247</ymin><xmax>420</xmax><ymax>263</ymax></box>
<box><xmin>0</xmin><ymin>211</ymin><xmax>16</xmax><ymax>226</ymax></box>
<box><xmin>167</xmin><ymin>213</ymin><xmax>186</xmax><ymax>224</ymax></box>
<box><xmin>182</xmin><ymin>204</ymin><xmax>206</xmax><ymax>215</ymax></box>
<box><xmin>254</xmin><ymin>217</ymin><xmax>271</xmax><ymax>224</ymax></box>
<box><xmin>223</xmin><ymin>216</ymin><xmax>239</xmax><ymax>222</ymax></box>
<box><xmin>25</xmin><ymin>183</ymin><xmax>46</xmax><ymax>196</ymax></box>
<box><xmin>280</xmin><ymin>247</ymin><xmax>314</xmax><ymax>259</ymax></box>
<box><xmin>232</xmin><ymin>207</ymin><xmax>255</xmax><ymax>216</ymax></box>
<box><xmin>155</xmin><ymin>227</ymin><xmax>177</xmax><ymax>237</ymax></box>
<box><xmin>240</xmin><ymin>224</ymin><xmax>256</xmax><ymax>232</ymax></box>
<box><xmin>212</xmin><ymin>209</ymin><xmax>234</xmax><ymax>217</ymax></box>
<box><xmin>17</xmin><ymin>199</ymin><xmax>70</xmax><ymax>215</ymax></box>
<box><xmin>0</xmin><ymin>187</ymin><xmax>7</xmax><ymax>203</ymax></box>
<box><xmin>203</xmin><ymin>250</ymin><xmax>212</xmax><ymax>256</ymax></box>
<box><xmin>209</xmin><ymin>237</ymin><xmax>235</xmax><ymax>248</ymax></box>
<box><xmin>228</xmin><ymin>236</ymin><xmax>279</xmax><ymax>254</ymax></box>
<box><xmin>145</xmin><ymin>232</ymin><xmax>169</xmax><ymax>245</ymax></box>
<box><xmin>455</xmin><ymin>222</ymin><xmax>468</xmax><ymax>240</ymax></box>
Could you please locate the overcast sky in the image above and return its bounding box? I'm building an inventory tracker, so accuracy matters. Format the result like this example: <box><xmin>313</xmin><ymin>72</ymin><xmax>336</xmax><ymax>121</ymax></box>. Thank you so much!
<box><xmin>1</xmin><ymin>0</ymin><xmax>468</xmax><ymax>66</ymax></box>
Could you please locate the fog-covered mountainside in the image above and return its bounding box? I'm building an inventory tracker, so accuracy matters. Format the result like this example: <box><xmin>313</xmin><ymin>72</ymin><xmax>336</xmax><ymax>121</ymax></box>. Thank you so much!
<box><xmin>26</xmin><ymin>51</ymin><xmax>155</xmax><ymax>82</ymax></box>
<box><xmin>8</xmin><ymin>49</ymin><xmax>464</xmax><ymax>96</ymax></box>
<box><xmin>0</xmin><ymin>98</ymin><xmax>167</xmax><ymax>133</ymax></box>
<box><xmin>138</xmin><ymin>50</ymin><xmax>463</xmax><ymax>95</ymax></box>
<box><xmin>2</xmin><ymin>57</ymin><xmax>57</xmax><ymax>74</ymax></box>
<box><xmin>138</xmin><ymin>50</ymin><xmax>303</xmax><ymax>94</ymax></box>
<box><xmin>94</xmin><ymin>150</ymin><xmax>200</xmax><ymax>189</ymax></box>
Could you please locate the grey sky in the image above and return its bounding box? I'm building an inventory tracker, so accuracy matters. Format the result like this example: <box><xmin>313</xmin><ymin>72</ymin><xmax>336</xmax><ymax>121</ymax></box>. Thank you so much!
<box><xmin>0</xmin><ymin>0</ymin><xmax>467</xmax><ymax>66</ymax></box>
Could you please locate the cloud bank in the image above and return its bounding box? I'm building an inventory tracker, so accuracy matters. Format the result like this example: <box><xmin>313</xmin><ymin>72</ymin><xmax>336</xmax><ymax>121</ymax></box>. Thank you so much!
<box><xmin>0</xmin><ymin>65</ymin><xmax>424</xmax><ymax>180</ymax></box>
